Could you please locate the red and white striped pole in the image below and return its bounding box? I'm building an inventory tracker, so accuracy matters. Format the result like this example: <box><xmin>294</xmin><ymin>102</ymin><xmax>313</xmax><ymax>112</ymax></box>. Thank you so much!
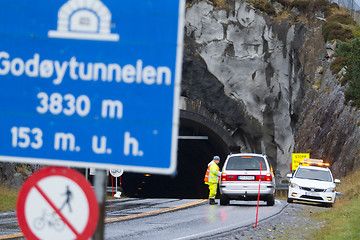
<box><xmin>111</xmin><ymin>175</ymin><xmax>114</xmax><ymax>198</ymax></box>
<box><xmin>255</xmin><ymin>161</ymin><xmax>263</xmax><ymax>229</ymax></box>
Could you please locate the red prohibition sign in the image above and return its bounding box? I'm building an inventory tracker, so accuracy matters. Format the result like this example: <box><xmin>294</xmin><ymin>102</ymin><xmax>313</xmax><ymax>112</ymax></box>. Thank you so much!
<box><xmin>17</xmin><ymin>167</ymin><xmax>99</xmax><ymax>240</ymax></box>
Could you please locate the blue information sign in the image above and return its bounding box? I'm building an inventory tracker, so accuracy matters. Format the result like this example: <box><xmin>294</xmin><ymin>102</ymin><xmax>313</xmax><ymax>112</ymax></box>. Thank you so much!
<box><xmin>0</xmin><ymin>0</ymin><xmax>185</xmax><ymax>174</ymax></box>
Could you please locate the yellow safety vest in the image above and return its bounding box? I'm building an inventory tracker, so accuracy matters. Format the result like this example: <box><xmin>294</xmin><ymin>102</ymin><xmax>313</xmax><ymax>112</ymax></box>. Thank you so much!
<box><xmin>204</xmin><ymin>161</ymin><xmax>220</xmax><ymax>183</ymax></box>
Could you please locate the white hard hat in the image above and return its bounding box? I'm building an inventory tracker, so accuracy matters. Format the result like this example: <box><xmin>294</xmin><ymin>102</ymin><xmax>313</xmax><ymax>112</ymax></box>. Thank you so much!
<box><xmin>213</xmin><ymin>156</ymin><xmax>220</xmax><ymax>161</ymax></box>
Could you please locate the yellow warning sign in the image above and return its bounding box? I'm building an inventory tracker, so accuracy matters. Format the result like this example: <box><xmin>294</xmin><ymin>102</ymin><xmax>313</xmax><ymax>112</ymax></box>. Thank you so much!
<box><xmin>291</xmin><ymin>153</ymin><xmax>310</xmax><ymax>171</ymax></box>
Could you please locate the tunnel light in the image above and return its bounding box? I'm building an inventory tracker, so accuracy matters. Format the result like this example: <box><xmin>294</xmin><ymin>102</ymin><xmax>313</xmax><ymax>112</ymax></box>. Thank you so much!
<box><xmin>144</xmin><ymin>174</ymin><xmax>151</xmax><ymax>177</ymax></box>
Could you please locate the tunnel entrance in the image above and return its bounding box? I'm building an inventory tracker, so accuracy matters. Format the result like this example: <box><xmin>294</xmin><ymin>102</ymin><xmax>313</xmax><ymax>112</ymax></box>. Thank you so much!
<box><xmin>121</xmin><ymin>110</ymin><xmax>235</xmax><ymax>199</ymax></box>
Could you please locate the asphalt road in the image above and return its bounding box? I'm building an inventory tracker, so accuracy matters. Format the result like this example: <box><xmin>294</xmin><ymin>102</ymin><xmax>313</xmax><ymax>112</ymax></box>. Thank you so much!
<box><xmin>0</xmin><ymin>198</ymin><xmax>287</xmax><ymax>239</ymax></box>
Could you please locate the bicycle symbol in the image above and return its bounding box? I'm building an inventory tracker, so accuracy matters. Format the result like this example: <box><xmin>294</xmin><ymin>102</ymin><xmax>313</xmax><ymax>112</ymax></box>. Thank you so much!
<box><xmin>33</xmin><ymin>210</ymin><xmax>64</xmax><ymax>231</ymax></box>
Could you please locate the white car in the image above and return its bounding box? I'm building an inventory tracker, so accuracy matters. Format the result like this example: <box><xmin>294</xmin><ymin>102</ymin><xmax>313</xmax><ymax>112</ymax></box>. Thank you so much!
<box><xmin>287</xmin><ymin>162</ymin><xmax>340</xmax><ymax>207</ymax></box>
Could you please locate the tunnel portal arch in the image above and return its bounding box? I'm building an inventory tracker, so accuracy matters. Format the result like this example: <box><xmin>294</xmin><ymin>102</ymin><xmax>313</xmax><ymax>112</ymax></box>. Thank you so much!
<box><xmin>122</xmin><ymin>97</ymin><xmax>237</xmax><ymax>199</ymax></box>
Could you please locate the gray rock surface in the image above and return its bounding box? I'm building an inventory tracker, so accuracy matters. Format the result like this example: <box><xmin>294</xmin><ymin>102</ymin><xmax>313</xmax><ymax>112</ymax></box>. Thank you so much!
<box><xmin>295</xmin><ymin>55</ymin><xmax>360</xmax><ymax>178</ymax></box>
<box><xmin>183</xmin><ymin>0</ymin><xmax>324</xmax><ymax>181</ymax></box>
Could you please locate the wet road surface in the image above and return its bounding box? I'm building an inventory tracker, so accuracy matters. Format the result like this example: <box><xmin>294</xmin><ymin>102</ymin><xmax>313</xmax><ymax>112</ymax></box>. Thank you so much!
<box><xmin>0</xmin><ymin>198</ymin><xmax>286</xmax><ymax>239</ymax></box>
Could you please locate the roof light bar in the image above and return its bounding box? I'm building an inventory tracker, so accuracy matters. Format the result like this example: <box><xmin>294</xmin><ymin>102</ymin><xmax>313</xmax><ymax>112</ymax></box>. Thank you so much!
<box><xmin>300</xmin><ymin>158</ymin><xmax>330</xmax><ymax>167</ymax></box>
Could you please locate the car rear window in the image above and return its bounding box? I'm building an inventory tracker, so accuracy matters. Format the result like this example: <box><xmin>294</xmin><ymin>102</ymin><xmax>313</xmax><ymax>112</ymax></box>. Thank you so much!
<box><xmin>225</xmin><ymin>156</ymin><xmax>267</xmax><ymax>171</ymax></box>
<box><xmin>294</xmin><ymin>168</ymin><xmax>332</xmax><ymax>182</ymax></box>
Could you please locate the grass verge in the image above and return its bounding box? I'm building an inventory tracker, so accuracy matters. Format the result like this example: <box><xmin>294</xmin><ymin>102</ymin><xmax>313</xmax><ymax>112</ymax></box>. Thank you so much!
<box><xmin>0</xmin><ymin>184</ymin><xmax>19</xmax><ymax>212</ymax></box>
<box><xmin>311</xmin><ymin>170</ymin><xmax>360</xmax><ymax>239</ymax></box>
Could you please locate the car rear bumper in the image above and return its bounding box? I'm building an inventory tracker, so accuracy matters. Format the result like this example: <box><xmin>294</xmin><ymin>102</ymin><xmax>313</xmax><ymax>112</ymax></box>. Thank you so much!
<box><xmin>220</xmin><ymin>182</ymin><xmax>275</xmax><ymax>200</ymax></box>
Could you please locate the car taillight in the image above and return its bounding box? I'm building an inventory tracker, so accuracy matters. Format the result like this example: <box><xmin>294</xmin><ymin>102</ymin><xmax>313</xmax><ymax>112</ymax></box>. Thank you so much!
<box><xmin>221</xmin><ymin>173</ymin><xmax>227</xmax><ymax>181</ymax></box>
<box><xmin>265</xmin><ymin>173</ymin><xmax>272</xmax><ymax>181</ymax></box>
<box><xmin>255</xmin><ymin>173</ymin><xmax>272</xmax><ymax>181</ymax></box>
<box><xmin>221</xmin><ymin>174</ymin><xmax>237</xmax><ymax>181</ymax></box>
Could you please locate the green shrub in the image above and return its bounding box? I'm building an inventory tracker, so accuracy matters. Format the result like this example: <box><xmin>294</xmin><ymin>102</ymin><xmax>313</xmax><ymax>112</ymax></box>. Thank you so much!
<box><xmin>322</xmin><ymin>21</ymin><xmax>354</xmax><ymax>41</ymax></box>
<box><xmin>291</xmin><ymin>0</ymin><xmax>310</xmax><ymax>13</ymax></box>
<box><xmin>330</xmin><ymin>56</ymin><xmax>347</xmax><ymax>75</ymax></box>
<box><xmin>251</xmin><ymin>0</ymin><xmax>266</xmax><ymax>12</ymax></box>
<box><xmin>329</xmin><ymin>2</ymin><xmax>340</xmax><ymax>9</ymax></box>
<box><xmin>211</xmin><ymin>0</ymin><xmax>227</xmax><ymax>9</ymax></box>
<box><xmin>335</xmin><ymin>39</ymin><xmax>360</xmax><ymax>108</ymax></box>
<box><xmin>272</xmin><ymin>0</ymin><xmax>288</xmax><ymax>7</ymax></box>
<box><xmin>346</xmin><ymin>79</ymin><xmax>360</xmax><ymax>107</ymax></box>
<box><xmin>313</xmin><ymin>0</ymin><xmax>331</xmax><ymax>16</ymax></box>
<box><xmin>327</xmin><ymin>14</ymin><xmax>355</xmax><ymax>25</ymax></box>
<box><xmin>288</xmin><ymin>0</ymin><xmax>331</xmax><ymax>17</ymax></box>
<box><xmin>353</xmin><ymin>25</ymin><xmax>360</xmax><ymax>38</ymax></box>
<box><xmin>264</xmin><ymin>2</ymin><xmax>276</xmax><ymax>16</ymax></box>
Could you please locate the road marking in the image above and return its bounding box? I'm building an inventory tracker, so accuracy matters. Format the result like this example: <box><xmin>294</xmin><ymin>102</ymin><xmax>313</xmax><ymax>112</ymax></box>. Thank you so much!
<box><xmin>0</xmin><ymin>199</ymin><xmax>207</xmax><ymax>239</ymax></box>
<box><xmin>0</xmin><ymin>233</ymin><xmax>24</xmax><ymax>239</ymax></box>
<box><xmin>105</xmin><ymin>199</ymin><xmax>207</xmax><ymax>223</ymax></box>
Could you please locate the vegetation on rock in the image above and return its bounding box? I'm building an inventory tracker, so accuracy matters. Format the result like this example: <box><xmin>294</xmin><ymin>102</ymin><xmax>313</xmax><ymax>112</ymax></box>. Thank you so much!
<box><xmin>335</xmin><ymin>39</ymin><xmax>360</xmax><ymax>108</ymax></box>
<box><xmin>322</xmin><ymin>13</ymin><xmax>355</xmax><ymax>41</ymax></box>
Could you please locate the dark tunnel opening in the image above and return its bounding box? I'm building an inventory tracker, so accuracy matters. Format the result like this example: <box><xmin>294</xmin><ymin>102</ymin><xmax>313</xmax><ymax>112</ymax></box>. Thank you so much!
<box><xmin>120</xmin><ymin>114</ymin><xmax>231</xmax><ymax>199</ymax></box>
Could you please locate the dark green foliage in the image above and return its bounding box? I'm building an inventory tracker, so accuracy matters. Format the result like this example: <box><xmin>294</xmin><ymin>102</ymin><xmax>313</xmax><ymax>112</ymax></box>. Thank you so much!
<box><xmin>322</xmin><ymin>21</ymin><xmax>354</xmax><ymax>42</ymax></box>
<box><xmin>327</xmin><ymin>14</ymin><xmax>356</xmax><ymax>25</ymax></box>
<box><xmin>252</xmin><ymin>0</ymin><xmax>266</xmax><ymax>12</ymax></box>
<box><xmin>251</xmin><ymin>0</ymin><xmax>276</xmax><ymax>16</ymax></box>
<box><xmin>289</xmin><ymin>0</ymin><xmax>330</xmax><ymax>14</ymax></box>
<box><xmin>264</xmin><ymin>2</ymin><xmax>276</xmax><ymax>16</ymax></box>
<box><xmin>272</xmin><ymin>0</ymin><xmax>288</xmax><ymax>7</ymax></box>
<box><xmin>251</xmin><ymin>0</ymin><xmax>332</xmax><ymax>20</ymax></box>
<box><xmin>346</xmin><ymin>79</ymin><xmax>360</xmax><ymax>107</ymax></box>
<box><xmin>335</xmin><ymin>39</ymin><xmax>360</xmax><ymax>108</ymax></box>
<box><xmin>330</xmin><ymin>56</ymin><xmax>347</xmax><ymax>75</ymax></box>
<box><xmin>291</xmin><ymin>0</ymin><xmax>310</xmax><ymax>13</ymax></box>
<box><xmin>330</xmin><ymin>2</ymin><xmax>340</xmax><ymax>9</ymax></box>
<box><xmin>313</xmin><ymin>0</ymin><xmax>332</xmax><ymax>16</ymax></box>
<box><xmin>322</xmin><ymin>13</ymin><xmax>356</xmax><ymax>41</ymax></box>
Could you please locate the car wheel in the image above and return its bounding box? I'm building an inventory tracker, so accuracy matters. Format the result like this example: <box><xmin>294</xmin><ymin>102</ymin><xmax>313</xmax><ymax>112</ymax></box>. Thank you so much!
<box><xmin>287</xmin><ymin>197</ymin><xmax>293</xmax><ymax>203</ymax></box>
<box><xmin>267</xmin><ymin>195</ymin><xmax>275</xmax><ymax>206</ymax></box>
<box><xmin>220</xmin><ymin>195</ymin><xmax>230</xmax><ymax>205</ymax></box>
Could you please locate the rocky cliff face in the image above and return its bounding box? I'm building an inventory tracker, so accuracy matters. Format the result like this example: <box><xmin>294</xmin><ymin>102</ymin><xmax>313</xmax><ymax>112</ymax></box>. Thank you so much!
<box><xmin>295</xmin><ymin>45</ymin><xmax>360</xmax><ymax>178</ymax></box>
<box><xmin>182</xmin><ymin>0</ymin><xmax>325</xmax><ymax>180</ymax></box>
<box><xmin>2</xmin><ymin>1</ymin><xmax>358</xmax><ymax>186</ymax></box>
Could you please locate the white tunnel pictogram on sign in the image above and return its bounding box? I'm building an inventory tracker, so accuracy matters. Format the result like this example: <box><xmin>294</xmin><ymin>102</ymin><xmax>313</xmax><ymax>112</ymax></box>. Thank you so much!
<box><xmin>48</xmin><ymin>0</ymin><xmax>119</xmax><ymax>41</ymax></box>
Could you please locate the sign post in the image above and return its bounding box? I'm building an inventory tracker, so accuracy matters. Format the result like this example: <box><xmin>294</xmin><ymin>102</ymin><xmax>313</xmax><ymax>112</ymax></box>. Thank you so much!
<box><xmin>110</xmin><ymin>169</ymin><xmax>124</xmax><ymax>198</ymax></box>
<box><xmin>0</xmin><ymin>0</ymin><xmax>185</xmax><ymax>175</ymax></box>
<box><xmin>93</xmin><ymin>169</ymin><xmax>107</xmax><ymax>240</ymax></box>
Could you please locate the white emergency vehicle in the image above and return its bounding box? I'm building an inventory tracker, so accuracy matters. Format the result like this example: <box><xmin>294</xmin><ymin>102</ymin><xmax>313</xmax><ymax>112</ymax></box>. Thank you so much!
<box><xmin>287</xmin><ymin>158</ymin><xmax>340</xmax><ymax>207</ymax></box>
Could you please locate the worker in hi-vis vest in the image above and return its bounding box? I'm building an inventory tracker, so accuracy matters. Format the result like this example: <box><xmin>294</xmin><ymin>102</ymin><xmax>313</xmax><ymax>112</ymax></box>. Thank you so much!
<box><xmin>204</xmin><ymin>156</ymin><xmax>221</xmax><ymax>205</ymax></box>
